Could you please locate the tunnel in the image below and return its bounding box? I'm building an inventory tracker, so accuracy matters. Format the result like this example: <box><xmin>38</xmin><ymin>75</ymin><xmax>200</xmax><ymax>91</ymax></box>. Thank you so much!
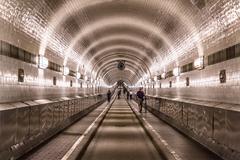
<box><xmin>0</xmin><ymin>0</ymin><xmax>240</xmax><ymax>160</ymax></box>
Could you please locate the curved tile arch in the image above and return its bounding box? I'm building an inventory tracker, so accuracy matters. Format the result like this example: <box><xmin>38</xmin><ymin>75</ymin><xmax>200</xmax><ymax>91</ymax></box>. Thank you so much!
<box><xmin>104</xmin><ymin>70</ymin><xmax>136</xmax><ymax>85</ymax></box>
<box><xmin>91</xmin><ymin>53</ymin><xmax>151</xmax><ymax>78</ymax></box>
<box><xmin>39</xmin><ymin>0</ymin><xmax>196</xmax><ymax>55</ymax></box>
<box><xmin>109</xmin><ymin>77</ymin><xmax>133</xmax><ymax>85</ymax></box>
<box><xmin>84</xmin><ymin>40</ymin><xmax>156</xmax><ymax>64</ymax></box>
<box><xmin>87</xmin><ymin>53</ymin><xmax>150</xmax><ymax>81</ymax></box>
<box><xmin>94</xmin><ymin>61</ymin><xmax>145</xmax><ymax>79</ymax></box>
<box><xmin>104</xmin><ymin>71</ymin><xmax>135</xmax><ymax>84</ymax></box>
<box><xmin>102</xmin><ymin>71</ymin><xmax>140</xmax><ymax>85</ymax></box>
<box><xmin>91</xmin><ymin>51</ymin><xmax>151</xmax><ymax>67</ymax></box>
<box><xmin>97</xmin><ymin>63</ymin><xmax>144</xmax><ymax>81</ymax></box>
<box><xmin>101</xmin><ymin>67</ymin><xmax>142</xmax><ymax>83</ymax></box>
<box><xmin>63</xmin><ymin>16</ymin><xmax>173</xmax><ymax>67</ymax></box>
<box><xmin>84</xmin><ymin>45</ymin><xmax>154</xmax><ymax>70</ymax></box>
<box><xmin>92</xmin><ymin>58</ymin><xmax>147</xmax><ymax>79</ymax></box>
<box><xmin>39</xmin><ymin>0</ymin><xmax>108</xmax><ymax>56</ymax></box>
<box><xmin>86</xmin><ymin>46</ymin><xmax>152</xmax><ymax>71</ymax></box>
<box><xmin>90</xmin><ymin>49</ymin><xmax>152</xmax><ymax>67</ymax></box>
<box><xmin>84</xmin><ymin>25</ymin><xmax>157</xmax><ymax>42</ymax></box>
<box><xmin>93</xmin><ymin>57</ymin><xmax>150</xmax><ymax>79</ymax></box>
<box><xmin>107</xmin><ymin>76</ymin><xmax>135</xmax><ymax>85</ymax></box>
<box><xmin>39</xmin><ymin>0</ymin><xmax>201</xmax><ymax>73</ymax></box>
<box><xmin>91</xmin><ymin>55</ymin><xmax>149</xmax><ymax>82</ymax></box>
<box><xmin>105</xmin><ymin>70</ymin><xmax>138</xmax><ymax>85</ymax></box>
<box><xmin>80</xmin><ymin>34</ymin><xmax>162</xmax><ymax>63</ymax></box>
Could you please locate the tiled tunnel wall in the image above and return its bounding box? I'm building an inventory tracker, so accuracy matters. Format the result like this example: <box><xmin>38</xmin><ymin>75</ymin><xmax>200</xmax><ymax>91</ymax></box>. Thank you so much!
<box><xmin>0</xmin><ymin>55</ymin><xmax>108</xmax><ymax>103</ymax></box>
<box><xmin>1</xmin><ymin>28</ymin><xmax>240</xmax><ymax>104</ymax></box>
<box><xmin>0</xmin><ymin>19</ymin><xmax>108</xmax><ymax>103</ymax></box>
<box><xmin>146</xmin><ymin>56</ymin><xmax>240</xmax><ymax>105</ymax></box>
<box><xmin>0</xmin><ymin>0</ymin><xmax>240</xmax><ymax>105</ymax></box>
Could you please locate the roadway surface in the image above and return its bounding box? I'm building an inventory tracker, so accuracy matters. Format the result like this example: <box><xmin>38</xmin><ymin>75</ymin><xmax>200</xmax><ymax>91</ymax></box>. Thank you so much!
<box><xmin>81</xmin><ymin>99</ymin><xmax>164</xmax><ymax>160</ymax></box>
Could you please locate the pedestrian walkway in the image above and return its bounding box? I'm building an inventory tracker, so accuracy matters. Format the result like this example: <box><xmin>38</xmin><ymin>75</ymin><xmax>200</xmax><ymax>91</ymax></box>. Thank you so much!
<box><xmin>81</xmin><ymin>99</ymin><xmax>164</xmax><ymax>160</ymax></box>
<box><xmin>128</xmin><ymin>100</ymin><xmax>223</xmax><ymax>160</ymax></box>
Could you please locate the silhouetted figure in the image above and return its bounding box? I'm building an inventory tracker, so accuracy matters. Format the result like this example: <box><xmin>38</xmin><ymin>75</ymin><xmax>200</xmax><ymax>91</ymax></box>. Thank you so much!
<box><xmin>118</xmin><ymin>89</ymin><xmax>121</xmax><ymax>99</ymax></box>
<box><xmin>107</xmin><ymin>90</ymin><xmax>111</xmax><ymax>103</ymax></box>
<box><xmin>127</xmin><ymin>91</ymin><xmax>130</xmax><ymax>100</ymax></box>
<box><xmin>123</xmin><ymin>88</ymin><xmax>126</xmax><ymax>95</ymax></box>
<box><xmin>136</xmin><ymin>88</ymin><xmax>145</xmax><ymax>113</ymax></box>
<box><xmin>129</xmin><ymin>90</ymin><xmax>133</xmax><ymax>100</ymax></box>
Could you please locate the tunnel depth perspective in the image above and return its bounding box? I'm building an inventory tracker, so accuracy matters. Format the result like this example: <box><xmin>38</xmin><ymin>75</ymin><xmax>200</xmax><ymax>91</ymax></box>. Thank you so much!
<box><xmin>0</xmin><ymin>0</ymin><xmax>240</xmax><ymax>160</ymax></box>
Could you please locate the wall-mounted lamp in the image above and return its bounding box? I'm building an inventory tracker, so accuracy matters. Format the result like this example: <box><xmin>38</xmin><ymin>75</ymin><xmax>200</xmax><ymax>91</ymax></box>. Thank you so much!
<box><xmin>38</xmin><ymin>56</ymin><xmax>48</xmax><ymax>69</ymax></box>
<box><xmin>76</xmin><ymin>73</ymin><xmax>81</xmax><ymax>79</ymax></box>
<box><xmin>154</xmin><ymin>76</ymin><xmax>158</xmax><ymax>82</ymax></box>
<box><xmin>194</xmin><ymin>56</ymin><xmax>204</xmax><ymax>69</ymax></box>
<box><xmin>161</xmin><ymin>73</ymin><xmax>166</xmax><ymax>79</ymax></box>
<box><xmin>63</xmin><ymin>66</ymin><xmax>69</xmax><ymax>76</ymax></box>
<box><xmin>84</xmin><ymin>75</ymin><xmax>88</xmax><ymax>81</ymax></box>
<box><xmin>173</xmin><ymin>67</ymin><xmax>180</xmax><ymax>76</ymax></box>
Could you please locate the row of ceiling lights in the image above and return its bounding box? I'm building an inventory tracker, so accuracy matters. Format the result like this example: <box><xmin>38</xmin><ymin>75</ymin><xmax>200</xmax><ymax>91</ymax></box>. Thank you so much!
<box><xmin>38</xmin><ymin>55</ymin><xmax>99</xmax><ymax>83</ymax></box>
<box><xmin>38</xmin><ymin>55</ymin><xmax>204</xmax><ymax>85</ymax></box>
<box><xmin>144</xmin><ymin>56</ymin><xmax>204</xmax><ymax>84</ymax></box>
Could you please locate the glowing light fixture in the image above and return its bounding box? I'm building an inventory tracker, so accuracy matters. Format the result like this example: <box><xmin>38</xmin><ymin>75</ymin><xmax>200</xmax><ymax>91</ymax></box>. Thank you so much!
<box><xmin>173</xmin><ymin>67</ymin><xmax>180</xmax><ymax>77</ymax></box>
<box><xmin>38</xmin><ymin>56</ymin><xmax>48</xmax><ymax>69</ymax></box>
<box><xmin>63</xmin><ymin>66</ymin><xmax>69</xmax><ymax>76</ymax></box>
<box><xmin>161</xmin><ymin>73</ymin><xmax>166</xmax><ymax>79</ymax></box>
<box><xmin>76</xmin><ymin>73</ymin><xmax>81</xmax><ymax>79</ymax></box>
<box><xmin>194</xmin><ymin>56</ymin><xmax>204</xmax><ymax>69</ymax></box>
<box><xmin>84</xmin><ymin>75</ymin><xmax>88</xmax><ymax>81</ymax></box>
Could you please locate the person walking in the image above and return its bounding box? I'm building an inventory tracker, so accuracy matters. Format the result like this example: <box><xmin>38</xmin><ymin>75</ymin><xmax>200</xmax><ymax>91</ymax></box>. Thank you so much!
<box><xmin>118</xmin><ymin>89</ymin><xmax>121</xmax><ymax>99</ymax></box>
<box><xmin>127</xmin><ymin>91</ymin><xmax>130</xmax><ymax>100</ymax></box>
<box><xmin>107</xmin><ymin>89</ymin><xmax>111</xmax><ymax>103</ymax></box>
<box><xmin>136</xmin><ymin>88</ymin><xmax>146</xmax><ymax>113</ymax></box>
<box><xmin>129</xmin><ymin>90</ymin><xmax>133</xmax><ymax>100</ymax></box>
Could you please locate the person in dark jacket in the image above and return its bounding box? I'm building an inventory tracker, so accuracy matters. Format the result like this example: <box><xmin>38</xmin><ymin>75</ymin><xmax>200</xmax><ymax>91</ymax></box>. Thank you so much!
<box><xmin>136</xmin><ymin>88</ymin><xmax>145</xmax><ymax>113</ymax></box>
<box><xmin>118</xmin><ymin>89</ymin><xmax>121</xmax><ymax>99</ymax></box>
<box><xmin>107</xmin><ymin>90</ymin><xmax>111</xmax><ymax>103</ymax></box>
<box><xmin>127</xmin><ymin>91</ymin><xmax>130</xmax><ymax>100</ymax></box>
<box><xmin>129</xmin><ymin>90</ymin><xmax>133</xmax><ymax>100</ymax></box>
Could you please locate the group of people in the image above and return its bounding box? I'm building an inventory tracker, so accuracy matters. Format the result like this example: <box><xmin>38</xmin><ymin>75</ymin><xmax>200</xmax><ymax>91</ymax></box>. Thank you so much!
<box><xmin>106</xmin><ymin>87</ymin><xmax>146</xmax><ymax>113</ymax></box>
<box><xmin>107</xmin><ymin>88</ymin><xmax>133</xmax><ymax>101</ymax></box>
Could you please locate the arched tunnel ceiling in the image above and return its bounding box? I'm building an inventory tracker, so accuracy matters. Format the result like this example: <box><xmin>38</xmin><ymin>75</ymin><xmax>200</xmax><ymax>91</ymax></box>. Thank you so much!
<box><xmin>1</xmin><ymin>0</ymin><xmax>240</xmax><ymax>85</ymax></box>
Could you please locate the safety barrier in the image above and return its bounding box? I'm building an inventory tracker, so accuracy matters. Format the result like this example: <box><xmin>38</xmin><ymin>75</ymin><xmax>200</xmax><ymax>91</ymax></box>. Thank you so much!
<box><xmin>134</xmin><ymin>95</ymin><xmax>240</xmax><ymax>160</ymax></box>
<box><xmin>0</xmin><ymin>94</ymin><xmax>106</xmax><ymax>160</ymax></box>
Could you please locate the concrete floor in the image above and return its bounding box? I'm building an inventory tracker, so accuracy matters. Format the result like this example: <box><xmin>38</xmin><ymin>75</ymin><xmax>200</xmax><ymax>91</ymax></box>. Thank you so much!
<box><xmin>81</xmin><ymin>99</ymin><xmax>164</xmax><ymax>160</ymax></box>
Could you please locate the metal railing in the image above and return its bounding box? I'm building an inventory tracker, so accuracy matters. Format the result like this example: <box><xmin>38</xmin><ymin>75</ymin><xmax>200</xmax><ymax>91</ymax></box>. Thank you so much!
<box><xmin>0</xmin><ymin>94</ymin><xmax>106</xmax><ymax>160</ymax></box>
<box><xmin>143</xmin><ymin>95</ymin><xmax>240</xmax><ymax>160</ymax></box>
